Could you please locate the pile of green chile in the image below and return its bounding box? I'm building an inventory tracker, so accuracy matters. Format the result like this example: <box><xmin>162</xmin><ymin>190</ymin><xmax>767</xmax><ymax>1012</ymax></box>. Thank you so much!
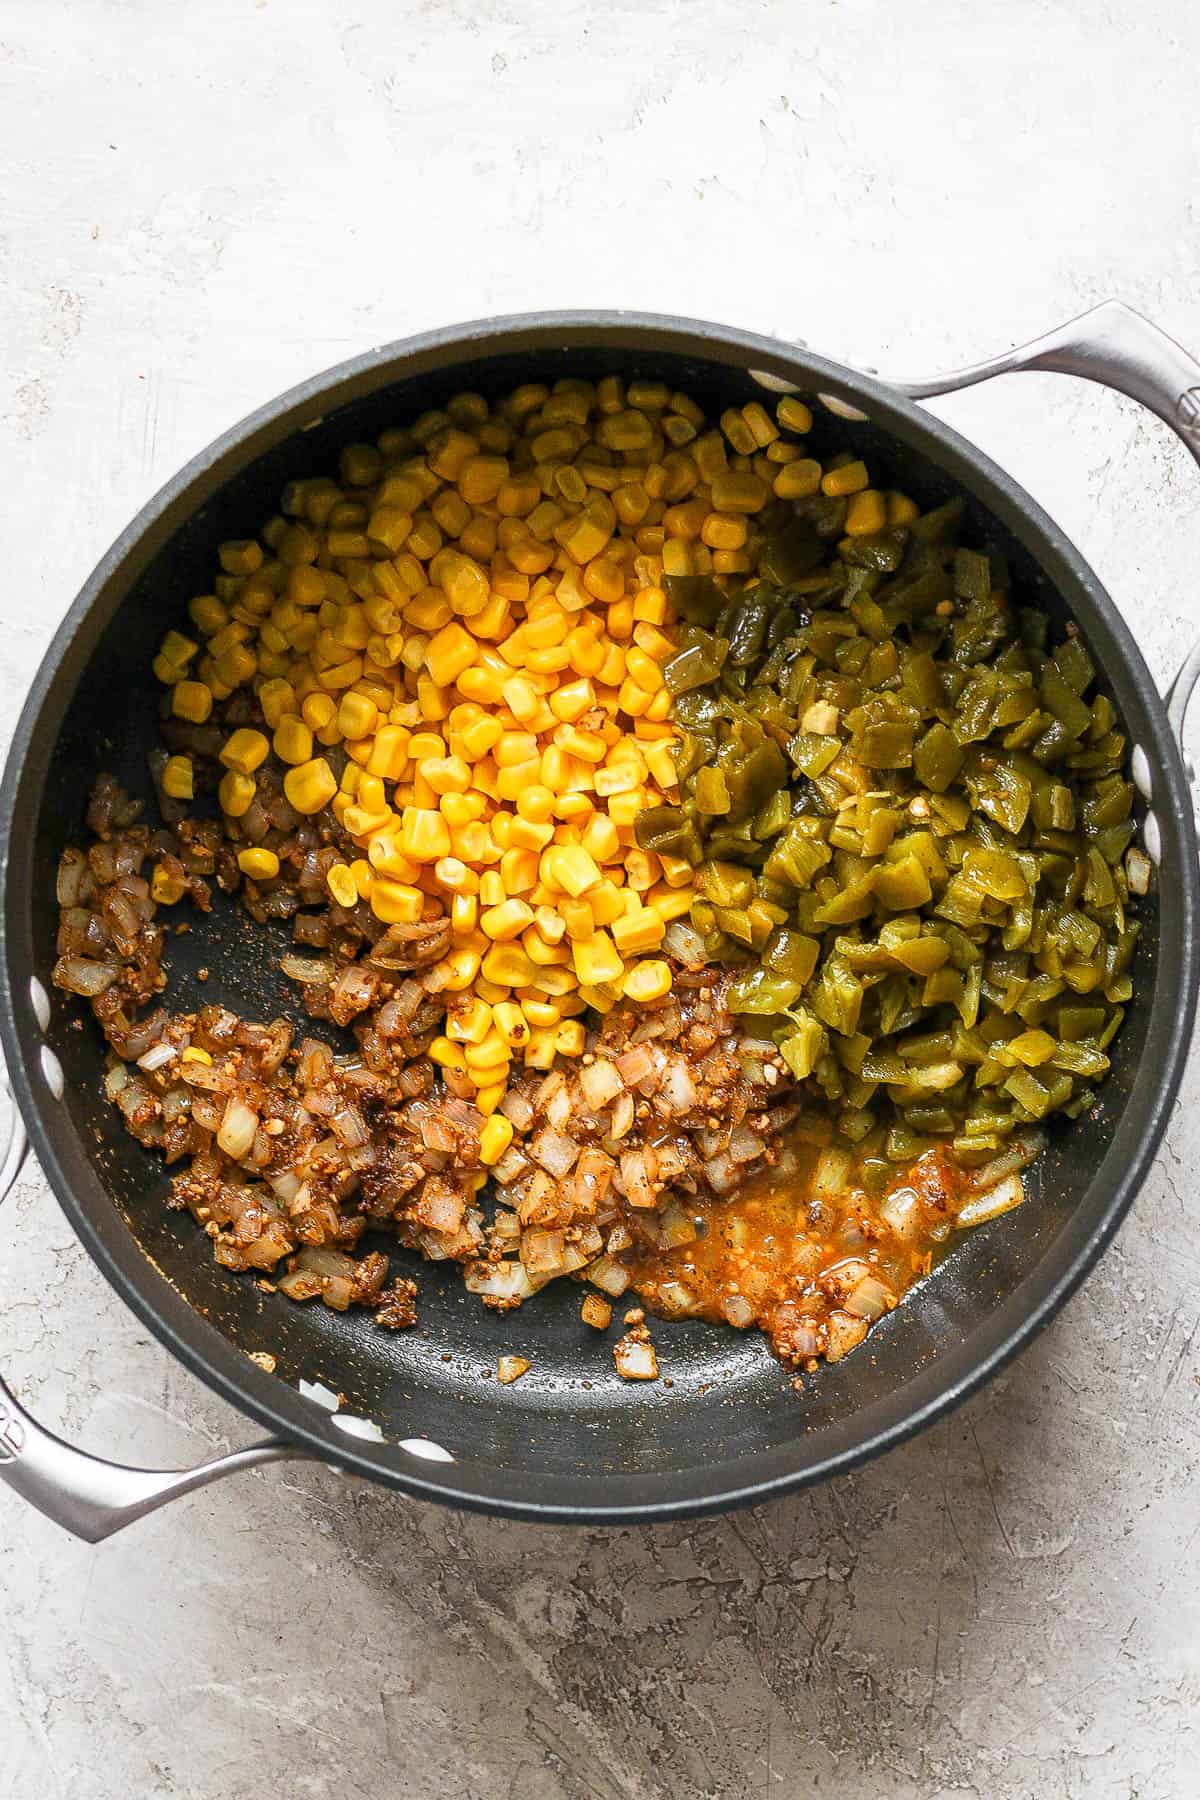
<box><xmin>637</xmin><ymin>491</ymin><xmax>1142</xmax><ymax>1167</ymax></box>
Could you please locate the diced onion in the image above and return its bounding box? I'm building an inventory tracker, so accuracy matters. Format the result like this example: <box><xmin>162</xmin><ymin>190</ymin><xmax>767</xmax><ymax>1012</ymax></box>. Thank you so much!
<box><xmin>614</xmin><ymin>1337</ymin><xmax>659</xmax><ymax>1380</ymax></box>
<box><xmin>587</xmin><ymin>1255</ymin><xmax>631</xmax><ymax>1297</ymax></box>
<box><xmin>956</xmin><ymin>1172</ymin><xmax>1025</xmax><ymax>1228</ymax></box>
<box><xmin>55</xmin><ymin>956</ymin><xmax>119</xmax><ymax>997</ymax></box>
<box><xmin>217</xmin><ymin>1097</ymin><xmax>258</xmax><ymax>1159</ymax></box>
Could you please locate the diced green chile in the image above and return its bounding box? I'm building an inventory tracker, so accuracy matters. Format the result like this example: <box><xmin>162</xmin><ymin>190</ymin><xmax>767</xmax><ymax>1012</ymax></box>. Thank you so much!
<box><xmin>650</xmin><ymin>480</ymin><xmax>1136</xmax><ymax>1157</ymax></box>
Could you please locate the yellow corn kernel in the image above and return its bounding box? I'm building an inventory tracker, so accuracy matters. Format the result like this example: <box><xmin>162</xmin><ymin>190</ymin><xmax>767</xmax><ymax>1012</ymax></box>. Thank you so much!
<box><xmin>578</xmin><ymin>813</ymin><xmax>618</xmax><ymax>863</ymax></box>
<box><xmin>844</xmin><ymin>489</ymin><xmax>888</xmax><ymax>536</ymax></box>
<box><xmin>558</xmin><ymin>896</ymin><xmax>595</xmax><ymax>943</ymax></box>
<box><xmin>519</xmin><ymin>997</ymin><xmax>560</xmax><ymax>1030</ymax></box>
<box><xmin>399</xmin><ymin>807</ymin><xmax>452</xmax><ymax>861</ymax></box>
<box><xmin>367</xmin><ymin>832</ymin><xmax>418</xmax><ymax>880</ymax></box>
<box><xmin>588</xmin><ymin>882</ymin><xmax>625</xmax><ymax>927</ymax></box>
<box><xmin>343</xmin><ymin>801</ymin><xmax>391</xmax><ymax>840</ymax></box>
<box><xmin>492</xmin><ymin>1002</ymin><xmax>532</xmax><ymax>1048</ymax></box>
<box><xmin>440</xmin><ymin>946</ymin><xmax>482</xmax><ymax>990</ymax></box>
<box><xmin>616</xmin><ymin>676</ymin><xmax>649</xmax><ymax>718</ymax></box>
<box><xmin>337</xmin><ymin>690</ymin><xmax>378</xmax><ymax>741</ymax></box>
<box><xmin>631</xmin><ymin>587</ymin><xmax>668</xmax><ymax>625</ymax></box>
<box><xmin>218</xmin><ymin>770</ymin><xmax>255</xmax><ymax>818</ymax></box>
<box><xmin>548</xmin><ymin>678</ymin><xmax>595</xmax><ymax>724</ymax></box>
<box><xmin>886</xmin><ymin>490</ymin><xmax>920</xmax><ymax>527</ymax></box>
<box><xmin>481</xmin><ymin>943</ymin><xmax>537</xmax><ymax>988</ymax></box>
<box><xmin>522</xmin><ymin>926</ymin><xmax>571</xmax><ymax>966</ymax></box>
<box><xmin>740</xmin><ymin>401</ymin><xmax>779</xmax><ymax>448</ymax></box>
<box><xmin>271</xmin><ymin>715</ymin><xmax>311</xmax><ymax>766</ymax></box>
<box><xmin>521</xmin><ymin>1027</ymin><xmax>558</xmax><ymax>1070</ymax></box>
<box><xmin>709</xmin><ymin>470</ymin><xmax>769</xmax><ymax>513</ymax></box>
<box><xmin>237</xmin><ymin>848</ymin><xmax>280</xmax><ymax>881</ymax></box>
<box><xmin>572</xmin><ymin>930</ymin><xmax>623</xmax><ymax>986</ymax></box>
<box><xmin>363</xmin><ymin>725</ymin><xmax>407</xmax><ymax>780</ymax></box>
<box><xmin>317</xmin><ymin>654</ymin><xmax>362</xmax><ymax>692</ymax></box>
<box><xmin>449</xmin><ymin>821</ymin><xmax>489</xmax><ymax>864</ymax></box>
<box><xmin>430</xmin><ymin>1036</ymin><xmax>468</xmax><ymax>1074</ymax></box>
<box><xmin>450</xmin><ymin>890</ymin><xmax>478</xmax><ymax>933</ymax></box>
<box><xmin>404</xmin><ymin>591</ymin><xmax>453</xmax><ymax>634</ymax></box>
<box><xmin>554</xmin><ymin>725</ymin><xmax>606</xmax><ymax>765</ymax></box>
<box><xmin>433</xmin><ymin>855</ymin><xmax>471</xmax><ymax>894</ymax></box>
<box><xmin>497</xmin><ymin>675</ymin><xmax>537</xmax><ymax>722</ymax></box>
<box><xmin>565</xmin><ymin>627</ymin><xmax>606</xmax><ymax>677</ymax></box>
<box><xmin>821</xmin><ymin>459</ymin><xmax>869</xmax><ymax>497</ymax></box>
<box><xmin>612</xmin><ymin>908</ymin><xmax>666</xmax><ymax>955</ymax></box>
<box><xmin>214</xmin><ymin>643</ymin><xmax>258</xmax><ymax>688</ymax></box>
<box><xmin>479</xmin><ymin>1113</ymin><xmax>515</xmax><ymax>1165</ymax></box>
<box><xmin>283</xmin><ymin>757</ymin><xmax>338</xmax><ymax>815</ymax></box>
<box><xmin>700</xmin><ymin>512</ymin><xmax>748</xmax><ymax>551</ymax></box>
<box><xmin>606</xmin><ymin>788</ymin><xmax>645</xmax><ymax>827</ymax></box>
<box><xmin>150</xmin><ymin>862</ymin><xmax>186</xmax><ymax>905</ymax></box>
<box><xmin>418</xmin><ymin>754</ymin><xmax>470</xmax><ymax>796</ymax></box>
<box><xmin>323</xmin><ymin>864</ymin><xmax>354</xmax><ymax>908</ymax></box>
<box><xmin>181</xmin><ymin>1045</ymin><xmax>213</xmax><ymax>1066</ymax></box>
<box><xmin>409</xmin><ymin>730</ymin><xmax>447</xmax><ymax>762</ymax></box>
<box><xmin>301</xmin><ymin>691</ymin><xmax>337</xmax><ymax>734</ymax></box>
<box><xmin>776</xmin><ymin>395</ymin><xmax>814</xmax><ymax>434</ymax></box>
<box><xmin>481</xmin><ymin>898</ymin><xmax>534</xmax><ymax>942</ymax></box>
<box><xmin>478</xmin><ymin>869</ymin><xmax>506</xmax><ymax>908</ymax></box>
<box><xmin>553</xmin><ymin>794</ymin><xmax>593</xmax><ymax>828</ymax></box>
<box><xmin>622</xmin><ymin>959</ymin><xmax>671</xmax><ymax>1003</ymax></box>
<box><xmin>597</xmin><ymin>642</ymin><xmax>627</xmax><ymax>687</ymax></box>
<box><xmin>493</xmin><ymin>730</ymin><xmax>537</xmax><ymax>770</ymax></box>
<box><xmin>219</xmin><ymin>728</ymin><xmax>270</xmax><ymax>775</ymax></box>
<box><xmin>156</xmin><ymin>629</ymin><xmax>198</xmax><ymax>671</ymax></box>
<box><xmin>458</xmin><ymin>714</ymin><xmax>503</xmax><ymax>760</ymax></box>
<box><xmin>531</xmin><ymin>905</ymin><xmax>566</xmax><ymax>946</ymax></box>
<box><xmin>349</xmin><ymin>859</ymin><xmax>373</xmax><ymax>899</ymax></box>
<box><xmin>544</xmin><ymin>844</ymin><xmax>601</xmax><ymax>897</ymax></box>
<box><xmin>647</xmin><ymin>884</ymin><xmax>694</xmax><ymax>923</ymax></box>
<box><xmin>464</xmin><ymin>1026</ymin><xmax>511</xmax><ymax>1072</ymax></box>
<box><xmin>495</xmin><ymin>760</ymin><xmax>541</xmax><ymax>803</ymax></box>
<box><xmin>528</xmin><ymin>965</ymin><xmax>578</xmax><ymax>999</ymax></box>
<box><xmin>471</xmin><ymin>1081</ymin><xmax>504</xmax><ymax>1116</ymax></box>
<box><xmin>474</xmin><ymin>978</ymin><xmax>510</xmax><ymax>1007</ymax></box>
<box><xmin>554</xmin><ymin>1020</ymin><xmax>586</xmax><ymax>1056</ymax></box>
<box><xmin>424</xmin><ymin>621</ymin><xmax>478</xmax><ymax>687</ymax></box>
<box><xmin>511</xmin><ymin>785</ymin><xmax>552</xmax><ymax>827</ymax></box>
<box><xmin>160</xmin><ymin>755</ymin><xmax>194</xmax><ymax>801</ymax></box>
<box><xmin>189</xmin><ymin>594</ymin><xmax>228</xmax><ymax>635</ymax></box>
<box><xmin>772</xmin><ymin>458</ymin><xmax>822</xmax><ymax>500</ymax></box>
<box><xmin>364</xmin><ymin>879</ymin><xmax>423</xmax><ymax>928</ymax></box>
<box><xmin>171</xmin><ymin>680</ymin><xmax>212</xmax><ymax>724</ymax></box>
<box><xmin>256</xmin><ymin>678</ymin><xmax>296</xmax><ymax>730</ymax></box>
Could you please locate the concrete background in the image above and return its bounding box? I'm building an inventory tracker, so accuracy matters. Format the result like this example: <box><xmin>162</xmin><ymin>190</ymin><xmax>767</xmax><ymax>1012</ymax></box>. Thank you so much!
<box><xmin>2</xmin><ymin>2</ymin><xmax>1199</xmax><ymax>1794</ymax></box>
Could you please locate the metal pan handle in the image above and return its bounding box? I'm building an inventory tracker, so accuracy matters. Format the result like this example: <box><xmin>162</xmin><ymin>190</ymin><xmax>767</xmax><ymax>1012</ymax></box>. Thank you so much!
<box><xmin>889</xmin><ymin>298</ymin><xmax>1200</xmax><ymax>748</ymax></box>
<box><xmin>0</xmin><ymin>1073</ymin><xmax>305</xmax><ymax>1542</ymax></box>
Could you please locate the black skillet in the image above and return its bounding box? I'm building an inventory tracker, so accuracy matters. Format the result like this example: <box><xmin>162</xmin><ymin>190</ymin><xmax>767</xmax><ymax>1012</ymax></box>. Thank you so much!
<box><xmin>1</xmin><ymin>303</ymin><xmax>1198</xmax><ymax>1537</ymax></box>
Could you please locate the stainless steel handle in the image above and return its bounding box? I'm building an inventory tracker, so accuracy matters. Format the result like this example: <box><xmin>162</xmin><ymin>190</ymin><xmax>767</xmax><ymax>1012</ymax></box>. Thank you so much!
<box><xmin>891</xmin><ymin>298</ymin><xmax>1200</xmax><ymax>472</ymax></box>
<box><xmin>0</xmin><ymin>1075</ymin><xmax>306</xmax><ymax>1542</ymax></box>
<box><xmin>890</xmin><ymin>297</ymin><xmax>1200</xmax><ymax>761</ymax></box>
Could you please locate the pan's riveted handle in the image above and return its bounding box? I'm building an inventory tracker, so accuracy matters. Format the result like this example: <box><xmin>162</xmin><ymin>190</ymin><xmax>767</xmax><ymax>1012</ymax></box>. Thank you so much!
<box><xmin>0</xmin><ymin>1074</ymin><xmax>308</xmax><ymax>1542</ymax></box>
<box><xmin>889</xmin><ymin>298</ymin><xmax>1200</xmax><ymax>472</ymax></box>
<box><xmin>889</xmin><ymin>298</ymin><xmax>1200</xmax><ymax>785</ymax></box>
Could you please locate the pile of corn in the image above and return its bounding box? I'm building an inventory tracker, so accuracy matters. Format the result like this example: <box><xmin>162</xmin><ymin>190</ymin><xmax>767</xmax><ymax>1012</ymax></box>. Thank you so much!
<box><xmin>151</xmin><ymin>376</ymin><xmax>824</xmax><ymax>1118</ymax></box>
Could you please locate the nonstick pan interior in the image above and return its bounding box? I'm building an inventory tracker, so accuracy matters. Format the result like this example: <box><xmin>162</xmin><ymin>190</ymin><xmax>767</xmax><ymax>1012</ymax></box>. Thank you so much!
<box><xmin>8</xmin><ymin>326</ymin><xmax>1188</xmax><ymax>1516</ymax></box>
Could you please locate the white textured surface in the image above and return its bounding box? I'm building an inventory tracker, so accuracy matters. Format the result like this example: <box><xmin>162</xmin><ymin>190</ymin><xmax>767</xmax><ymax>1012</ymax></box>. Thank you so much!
<box><xmin>3</xmin><ymin>4</ymin><xmax>1200</xmax><ymax>1795</ymax></box>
